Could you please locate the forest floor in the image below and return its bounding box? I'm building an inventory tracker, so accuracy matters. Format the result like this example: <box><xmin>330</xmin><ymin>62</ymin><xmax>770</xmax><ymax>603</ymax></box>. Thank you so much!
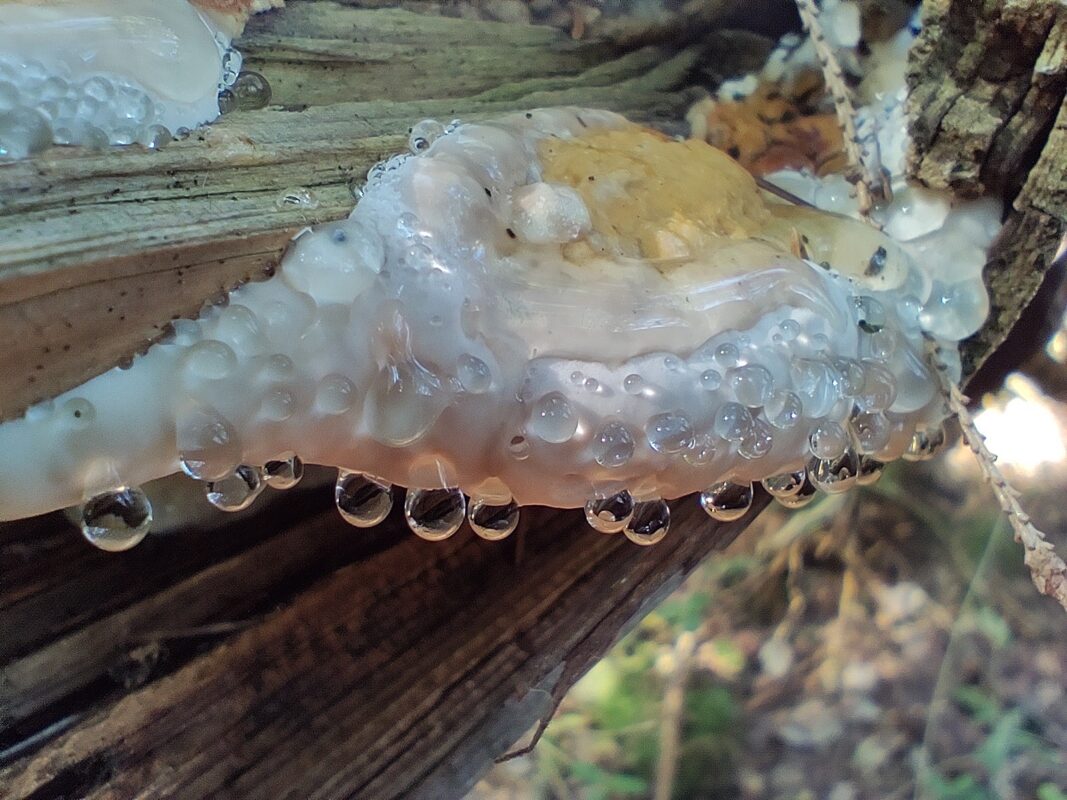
<box><xmin>471</xmin><ymin>379</ymin><xmax>1067</xmax><ymax>799</ymax></box>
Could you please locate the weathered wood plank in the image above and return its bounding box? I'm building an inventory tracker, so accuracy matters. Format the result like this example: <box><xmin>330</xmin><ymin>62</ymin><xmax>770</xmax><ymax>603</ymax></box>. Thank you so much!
<box><xmin>0</xmin><ymin>494</ymin><xmax>766</xmax><ymax>799</ymax></box>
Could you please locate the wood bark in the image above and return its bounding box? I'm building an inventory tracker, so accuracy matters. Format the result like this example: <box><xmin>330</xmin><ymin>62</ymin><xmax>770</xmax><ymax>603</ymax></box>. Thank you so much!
<box><xmin>907</xmin><ymin>0</ymin><xmax>1067</xmax><ymax>377</ymax></box>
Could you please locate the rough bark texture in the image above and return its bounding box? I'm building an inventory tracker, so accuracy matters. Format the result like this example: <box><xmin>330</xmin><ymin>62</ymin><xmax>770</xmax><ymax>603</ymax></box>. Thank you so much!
<box><xmin>908</xmin><ymin>0</ymin><xmax>1067</xmax><ymax>377</ymax></box>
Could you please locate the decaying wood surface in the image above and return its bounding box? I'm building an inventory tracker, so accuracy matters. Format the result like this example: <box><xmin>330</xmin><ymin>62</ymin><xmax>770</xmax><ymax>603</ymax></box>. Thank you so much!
<box><xmin>0</xmin><ymin>479</ymin><xmax>768</xmax><ymax>799</ymax></box>
<box><xmin>908</xmin><ymin>0</ymin><xmax>1067</xmax><ymax>376</ymax></box>
<box><xmin>3</xmin><ymin>0</ymin><xmax>1066</xmax><ymax>797</ymax></box>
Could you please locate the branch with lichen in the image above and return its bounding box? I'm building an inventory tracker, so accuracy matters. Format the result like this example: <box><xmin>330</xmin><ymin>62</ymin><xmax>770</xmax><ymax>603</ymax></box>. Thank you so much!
<box><xmin>927</xmin><ymin>340</ymin><xmax>1067</xmax><ymax>614</ymax></box>
<box><xmin>793</xmin><ymin>0</ymin><xmax>889</xmax><ymax>217</ymax></box>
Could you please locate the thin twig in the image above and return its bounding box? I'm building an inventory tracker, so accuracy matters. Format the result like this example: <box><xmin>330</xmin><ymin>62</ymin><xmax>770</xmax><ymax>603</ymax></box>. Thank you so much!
<box><xmin>927</xmin><ymin>340</ymin><xmax>1067</xmax><ymax>613</ymax></box>
<box><xmin>794</xmin><ymin>0</ymin><xmax>890</xmax><ymax>218</ymax></box>
<box><xmin>653</xmin><ymin>631</ymin><xmax>697</xmax><ymax>800</ymax></box>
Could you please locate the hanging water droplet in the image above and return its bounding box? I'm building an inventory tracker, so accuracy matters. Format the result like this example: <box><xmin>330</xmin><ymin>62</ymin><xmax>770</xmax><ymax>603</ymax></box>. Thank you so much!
<box><xmin>404</xmin><ymin>487</ymin><xmax>466</xmax><ymax>540</ymax></box>
<box><xmin>408</xmin><ymin>119</ymin><xmax>445</xmax><ymax>153</ymax></box>
<box><xmin>591</xmin><ymin>420</ymin><xmax>635</xmax><ymax>468</ymax></box>
<box><xmin>850</xmin><ymin>410</ymin><xmax>891</xmax><ymax>455</ymax></box>
<box><xmin>456</xmin><ymin>353</ymin><xmax>492</xmax><ymax>394</ymax></box>
<box><xmin>263</xmin><ymin>455</ymin><xmax>303</xmax><ymax>489</ymax></box>
<box><xmin>624</xmin><ymin>499</ymin><xmax>670</xmax><ymax>545</ymax></box>
<box><xmin>645</xmin><ymin>412</ymin><xmax>695</xmax><ymax>454</ymax></box>
<box><xmin>205</xmin><ymin>464</ymin><xmax>264</xmax><ymax>512</ymax></box>
<box><xmin>856</xmin><ymin>455</ymin><xmax>886</xmax><ymax>486</ymax></box>
<box><xmin>762</xmin><ymin>469</ymin><xmax>806</xmax><ymax>498</ymax></box>
<box><xmin>700</xmin><ymin>481</ymin><xmax>753</xmax><ymax>522</ymax></box>
<box><xmin>232</xmin><ymin>71</ymin><xmax>271</xmax><ymax>111</ymax></box>
<box><xmin>80</xmin><ymin>486</ymin><xmax>152</xmax><ymax>552</ymax></box>
<box><xmin>177</xmin><ymin>405</ymin><xmax>241</xmax><ymax>481</ymax></box>
<box><xmin>777</xmin><ymin>474</ymin><xmax>818</xmax><ymax>508</ymax></box>
<box><xmin>902</xmin><ymin>425</ymin><xmax>947</xmax><ymax>461</ymax></box>
<box><xmin>527</xmin><ymin>392</ymin><xmax>578</xmax><ymax>444</ymax></box>
<box><xmin>809</xmin><ymin>421</ymin><xmax>849</xmax><ymax>459</ymax></box>
<box><xmin>810</xmin><ymin>449</ymin><xmax>860</xmax><ymax>494</ymax></box>
<box><xmin>468</xmin><ymin>498</ymin><xmax>520</xmax><ymax>541</ymax></box>
<box><xmin>335</xmin><ymin>470</ymin><xmax>393</xmax><ymax>527</ymax></box>
<box><xmin>584</xmin><ymin>490</ymin><xmax>634</xmax><ymax>533</ymax></box>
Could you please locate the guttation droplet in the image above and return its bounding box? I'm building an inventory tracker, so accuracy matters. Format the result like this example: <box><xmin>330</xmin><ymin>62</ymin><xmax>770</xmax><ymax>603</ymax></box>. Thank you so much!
<box><xmin>645</xmin><ymin>412</ymin><xmax>695</xmax><ymax>454</ymax></box>
<box><xmin>903</xmin><ymin>425</ymin><xmax>946</xmax><ymax>462</ymax></box>
<box><xmin>405</xmin><ymin>487</ymin><xmax>466</xmax><ymax>541</ymax></box>
<box><xmin>456</xmin><ymin>353</ymin><xmax>492</xmax><ymax>394</ymax></box>
<box><xmin>335</xmin><ymin>470</ymin><xmax>394</xmax><ymax>527</ymax></box>
<box><xmin>468</xmin><ymin>498</ymin><xmax>520</xmax><ymax>541</ymax></box>
<box><xmin>584</xmin><ymin>491</ymin><xmax>634</xmax><ymax>534</ymax></box>
<box><xmin>777</xmin><ymin>474</ymin><xmax>818</xmax><ymax>508</ymax></box>
<box><xmin>205</xmin><ymin>465</ymin><xmax>264</xmax><ymax>512</ymax></box>
<box><xmin>263</xmin><ymin>455</ymin><xmax>303</xmax><ymax>489</ymax></box>
<box><xmin>528</xmin><ymin>392</ymin><xmax>579</xmax><ymax>444</ymax></box>
<box><xmin>624</xmin><ymin>500</ymin><xmax>670</xmax><ymax>546</ymax></box>
<box><xmin>856</xmin><ymin>455</ymin><xmax>885</xmax><ymax>486</ymax></box>
<box><xmin>177</xmin><ymin>405</ymin><xmax>241</xmax><ymax>482</ymax></box>
<box><xmin>810</xmin><ymin>450</ymin><xmax>860</xmax><ymax>494</ymax></box>
<box><xmin>761</xmin><ymin>470</ymin><xmax>806</xmax><ymax>498</ymax></box>
<box><xmin>80</xmin><ymin>487</ymin><xmax>153</xmax><ymax>552</ymax></box>
<box><xmin>809</xmin><ymin>421</ymin><xmax>849</xmax><ymax>460</ymax></box>
<box><xmin>700</xmin><ymin>481</ymin><xmax>754</xmax><ymax>522</ymax></box>
<box><xmin>592</xmin><ymin>420</ymin><xmax>635</xmax><ymax>468</ymax></box>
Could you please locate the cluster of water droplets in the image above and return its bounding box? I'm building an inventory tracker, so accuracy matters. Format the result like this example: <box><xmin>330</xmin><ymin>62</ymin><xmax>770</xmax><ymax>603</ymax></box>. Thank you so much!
<box><xmin>0</xmin><ymin>57</ymin><xmax>173</xmax><ymax>158</ymax></box>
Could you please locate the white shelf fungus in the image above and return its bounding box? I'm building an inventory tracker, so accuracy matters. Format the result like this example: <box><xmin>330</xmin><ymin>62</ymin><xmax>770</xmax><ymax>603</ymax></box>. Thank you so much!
<box><xmin>0</xmin><ymin>107</ymin><xmax>1001</xmax><ymax>548</ymax></box>
<box><xmin>0</xmin><ymin>0</ymin><xmax>265</xmax><ymax>158</ymax></box>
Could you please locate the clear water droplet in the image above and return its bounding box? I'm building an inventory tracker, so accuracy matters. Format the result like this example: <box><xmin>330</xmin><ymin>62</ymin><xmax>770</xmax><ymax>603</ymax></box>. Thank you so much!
<box><xmin>60</xmin><ymin>397</ymin><xmax>95</xmax><ymax>430</ymax></box>
<box><xmin>218</xmin><ymin>87</ymin><xmax>237</xmax><ymax>114</ymax></box>
<box><xmin>713</xmin><ymin>402</ymin><xmax>753</xmax><ymax>442</ymax></box>
<box><xmin>592</xmin><ymin>420</ymin><xmax>635</xmax><ymax>468</ymax></box>
<box><xmin>182</xmin><ymin>340</ymin><xmax>237</xmax><ymax>381</ymax></box>
<box><xmin>832</xmin><ymin>357</ymin><xmax>866</xmax><ymax>397</ymax></box>
<box><xmin>528</xmin><ymin>392</ymin><xmax>578</xmax><ymax>444</ymax></box>
<box><xmin>810</xmin><ymin>449</ymin><xmax>860</xmax><ymax>494</ymax></box>
<box><xmin>738</xmin><ymin>417</ymin><xmax>774</xmax><ymax>459</ymax></box>
<box><xmin>468</xmin><ymin>498</ymin><xmax>519</xmax><ymax>541</ymax></box>
<box><xmin>366</xmin><ymin>359</ymin><xmax>447</xmax><ymax>446</ymax></box>
<box><xmin>715</xmin><ymin>343</ymin><xmax>740</xmax><ymax>367</ymax></box>
<box><xmin>456</xmin><ymin>353</ymin><xmax>491</xmax><ymax>394</ymax></box>
<box><xmin>856</xmin><ymin>455</ymin><xmax>886</xmax><ymax>486</ymax></box>
<box><xmin>850</xmin><ymin>410</ymin><xmax>891</xmax><ymax>455</ymax></box>
<box><xmin>404</xmin><ymin>487</ymin><xmax>466</xmax><ymax>540</ymax></box>
<box><xmin>645</xmin><ymin>412</ymin><xmax>695</xmax><ymax>454</ymax></box>
<box><xmin>584</xmin><ymin>491</ymin><xmax>634</xmax><ymax>533</ymax></box>
<box><xmin>765</xmin><ymin>390</ymin><xmax>803</xmax><ymax>429</ymax></box>
<box><xmin>855</xmin><ymin>361</ymin><xmax>897</xmax><ymax>412</ymax></box>
<box><xmin>233</xmin><ymin>71</ymin><xmax>271</xmax><ymax>111</ymax></box>
<box><xmin>762</xmin><ymin>469</ymin><xmax>806</xmax><ymax>498</ymax></box>
<box><xmin>854</xmin><ymin>295</ymin><xmax>887</xmax><ymax>333</ymax></box>
<box><xmin>177</xmin><ymin>405</ymin><xmax>241</xmax><ymax>481</ymax></box>
<box><xmin>778</xmin><ymin>319</ymin><xmax>801</xmax><ymax>341</ymax></box>
<box><xmin>277</xmin><ymin>187</ymin><xmax>319</xmax><ymax>210</ymax></box>
<box><xmin>263</xmin><ymin>455</ymin><xmax>303</xmax><ymax>489</ymax></box>
<box><xmin>903</xmin><ymin>425</ymin><xmax>947</xmax><ymax>461</ymax></box>
<box><xmin>316</xmin><ymin>374</ymin><xmax>356</xmax><ymax>414</ymax></box>
<box><xmin>624</xmin><ymin>500</ymin><xmax>670</xmax><ymax>545</ymax></box>
<box><xmin>335</xmin><ymin>470</ymin><xmax>393</xmax><ymax>527</ymax></box>
<box><xmin>81</xmin><ymin>487</ymin><xmax>152</xmax><ymax>552</ymax></box>
<box><xmin>809</xmin><ymin>421</ymin><xmax>849</xmax><ymax>459</ymax></box>
<box><xmin>623</xmin><ymin>374</ymin><xmax>645</xmax><ymax>395</ymax></box>
<box><xmin>205</xmin><ymin>465</ymin><xmax>264</xmax><ymax>511</ymax></box>
<box><xmin>776</xmin><ymin>475</ymin><xmax>818</xmax><ymax>509</ymax></box>
<box><xmin>700</xmin><ymin>369</ymin><xmax>722</xmax><ymax>390</ymax></box>
<box><xmin>700</xmin><ymin>481</ymin><xmax>753</xmax><ymax>522</ymax></box>
<box><xmin>683</xmin><ymin>433</ymin><xmax>717</xmax><ymax>466</ymax></box>
<box><xmin>729</xmin><ymin>364</ymin><xmax>774</xmax><ymax>407</ymax></box>
<box><xmin>791</xmin><ymin>359</ymin><xmax>842</xmax><ymax>418</ymax></box>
